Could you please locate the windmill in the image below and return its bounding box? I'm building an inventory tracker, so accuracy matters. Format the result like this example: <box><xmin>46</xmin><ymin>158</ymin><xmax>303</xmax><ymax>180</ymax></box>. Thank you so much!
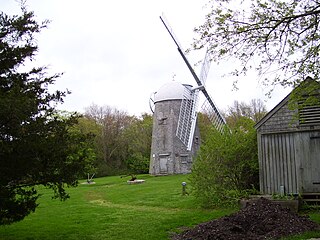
<box><xmin>149</xmin><ymin>16</ymin><xmax>226</xmax><ymax>175</ymax></box>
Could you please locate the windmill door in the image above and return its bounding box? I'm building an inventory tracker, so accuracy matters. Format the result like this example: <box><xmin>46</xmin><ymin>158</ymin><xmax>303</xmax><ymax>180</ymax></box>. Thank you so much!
<box><xmin>159</xmin><ymin>156</ymin><xmax>168</xmax><ymax>174</ymax></box>
<box><xmin>301</xmin><ymin>131</ymin><xmax>320</xmax><ymax>193</ymax></box>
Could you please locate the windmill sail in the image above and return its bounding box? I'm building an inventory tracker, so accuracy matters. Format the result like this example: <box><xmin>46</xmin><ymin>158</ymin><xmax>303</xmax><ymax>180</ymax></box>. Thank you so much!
<box><xmin>160</xmin><ymin>15</ymin><xmax>226</xmax><ymax>150</ymax></box>
<box><xmin>160</xmin><ymin>16</ymin><xmax>202</xmax><ymax>87</ymax></box>
<box><xmin>199</xmin><ymin>49</ymin><xmax>211</xmax><ymax>86</ymax></box>
<box><xmin>200</xmin><ymin>51</ymin><xmax>226</xmax><ymax>130</ymax></box>
<box><xmin>176</xmin><ymin>86</ymin><xmax>193</xmax><ymax>147</ymax></box>
<box><xmin>176</xmin><ymin>85</ymin><xmax>201</xmax><ymax>150</ymax></box>
<box><xmin>201</xmin><ymin>96</ymin><xmax>226</xmax><ymax>132</ymax></box>
<box><xmin>182</xmin><ymin>49</ymin><xmax>213</xmax><ymax>150</ymax></box>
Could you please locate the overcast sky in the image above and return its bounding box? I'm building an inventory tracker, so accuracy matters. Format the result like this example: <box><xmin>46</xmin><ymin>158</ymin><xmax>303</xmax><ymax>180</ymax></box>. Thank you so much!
<box><xmin>2</xmin><ymin>0</ymin><xmax>292</xmax><ymax>116</ymax></box>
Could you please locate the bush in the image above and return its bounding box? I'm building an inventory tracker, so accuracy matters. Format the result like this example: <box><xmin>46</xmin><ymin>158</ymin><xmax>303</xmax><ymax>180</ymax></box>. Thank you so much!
<box><xmin>190</xmin><ymin>117</ymin><xmax>259</xmax><ymax>207</ymax></box>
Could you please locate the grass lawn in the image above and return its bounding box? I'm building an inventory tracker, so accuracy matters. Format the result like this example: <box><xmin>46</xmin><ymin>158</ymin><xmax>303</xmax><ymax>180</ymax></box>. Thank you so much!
<box><xmin>0</xmin><ymin>174</ymin><xmax>234</xmax><ymax>240</ymax></box>
<box><xmin>1</xmin><ymin>174</ymin><xmax>320</xmax><ymax>240</ymax></box>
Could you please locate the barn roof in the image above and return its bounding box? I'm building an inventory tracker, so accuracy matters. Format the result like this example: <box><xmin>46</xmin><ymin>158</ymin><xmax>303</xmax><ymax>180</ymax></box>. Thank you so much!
<box><xmin>255</xmin><ymin>77</ymin><xmax>319</xmax><ymax>130</ymax></box>
<box><xmin>254</xmin><ymin>92</ymin><xmax>291</xmax><ymax>130</ymax></box>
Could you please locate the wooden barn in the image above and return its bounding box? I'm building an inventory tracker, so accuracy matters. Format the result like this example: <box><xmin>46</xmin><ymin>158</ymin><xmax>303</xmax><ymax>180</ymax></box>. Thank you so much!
<box><xmin>255</xmin><ymin>77</ymin><xmax>320</xmax><ymax>199</ymax></box>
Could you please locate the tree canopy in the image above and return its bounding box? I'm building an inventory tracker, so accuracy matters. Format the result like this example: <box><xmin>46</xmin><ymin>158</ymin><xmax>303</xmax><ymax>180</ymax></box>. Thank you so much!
<box><xmin>193</xmin><ymin>0</ymin><xmax>320</xmax><ymax>89</ymax></box>
<box><xmin>0</xmin><ymin>7</ymin><xmax>94</xmax><ymax>224</ymax></box>
<box><xmin>226</xmin><ymin>99</ymin><xmax>268</xmax><ymax>126</ymax></box>
<box><xmin>82</xmin><ymin>104</ymin><xmax>152</xmax><ymax>177</ymax></box>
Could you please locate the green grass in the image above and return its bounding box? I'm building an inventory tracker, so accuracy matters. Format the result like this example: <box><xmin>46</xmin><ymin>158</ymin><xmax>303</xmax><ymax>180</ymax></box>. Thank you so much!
<box><xmin>0</xmin><ymin>174</ymin><xmax>234</xmax><ymax>240</ymax></box>
<box><xmin>2</xmin><ymin>174</ymin><xmax>320</xmax><ymax>240</ymax></box>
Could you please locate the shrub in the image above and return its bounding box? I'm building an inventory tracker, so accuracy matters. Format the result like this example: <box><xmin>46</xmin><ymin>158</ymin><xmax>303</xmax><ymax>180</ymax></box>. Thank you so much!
<box><xmin>190</xmin><ymin>117</ymin><xmax>259</xmax><ymax>207</ymax></box>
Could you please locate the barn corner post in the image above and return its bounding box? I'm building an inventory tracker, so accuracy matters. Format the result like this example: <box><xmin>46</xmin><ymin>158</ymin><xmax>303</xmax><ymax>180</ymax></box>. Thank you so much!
<box><xmin>256</xmin><ymin>130</ymin><xmax>265</xmax><ymax>194</ymax></box>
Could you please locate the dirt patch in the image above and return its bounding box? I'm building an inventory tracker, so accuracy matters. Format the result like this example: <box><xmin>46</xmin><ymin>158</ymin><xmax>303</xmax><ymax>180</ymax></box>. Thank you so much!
<box><xmin>172</xmin><ymin>198</ymin><xmax>320</xmax><ymax>240</ymax></box>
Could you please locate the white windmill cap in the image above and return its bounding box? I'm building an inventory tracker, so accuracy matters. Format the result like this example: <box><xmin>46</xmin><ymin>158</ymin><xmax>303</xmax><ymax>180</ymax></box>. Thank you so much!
<box><xmin>154</xmin><ymin>81</ymin><xmax>192</xmax><ymax>103</ymax></box>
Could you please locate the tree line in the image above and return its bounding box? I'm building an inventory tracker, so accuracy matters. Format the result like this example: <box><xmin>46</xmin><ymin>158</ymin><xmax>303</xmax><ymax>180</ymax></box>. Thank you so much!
<box><xmin>77</xmin><ymin>99</ymin><xmax>267</xmax><ymax>181</ymax></box>
<box><xmin>77</xmin><ymin>104</ymin><xmax>152</xmax><ymax>177</ymax></box>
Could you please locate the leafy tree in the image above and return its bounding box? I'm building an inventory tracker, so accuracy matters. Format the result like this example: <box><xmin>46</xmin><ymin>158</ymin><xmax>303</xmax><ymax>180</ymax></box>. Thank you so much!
<box><xmin>193</xmin><ymin>0</ymin><xmax>320</xmax><ymax>89</ymax></box>
<box><xmin>83</xmin><ymin>104</ymin><xmax>153</xmax><ymax>176</ymax></box>
<box><xmin>72</xmin><ymin>116</ymin><xmax>102</xmax><ymax>173</ymax></box>
<box><xmin>198</xmin><ymin>98</ymin><xmax>267</xmax><ymax>144</ymax></box>
<box><xmin>123</xmin><ymin>113</ymin><xmax>152</xmax><ymax>174</ymax></box>
<box><xmin>190</xmin><ymin>117</ymin><xmax>259</xmax><ymax>207</ymax></box>
<box><xmin>197</xmin><ymin>112</ymin><xmax>215</xmax><ymax>143</ymax></box>
<box><xmin>84</xmin><ymin>104</ymin><xmax>133</xmax><ymax>176</ymax></box>
<box><xmin>0</xmin><ymin>8</ymin><xmax>93</xmax><ymax>224</ymax></box>
<box><xmin>67</xmin><ymin>115</ymin><xmax>97</xmax><ymax>175</ymax></box>
<box><xmin>288</xmin><ymin>76</ymin><xmax>320</xmax><ymax>113</ymax></box>
<box><xmin>226</xmin><ymin>99</ymin><xmax>267</xmax><ymax>127</ymax></box>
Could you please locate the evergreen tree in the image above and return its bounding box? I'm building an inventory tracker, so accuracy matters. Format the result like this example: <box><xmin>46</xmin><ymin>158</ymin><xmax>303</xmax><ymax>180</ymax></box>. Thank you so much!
<box><xmin>0</xmin><ymin>7</ymin><xmax>93</xmax><ymax>224</ymax></box>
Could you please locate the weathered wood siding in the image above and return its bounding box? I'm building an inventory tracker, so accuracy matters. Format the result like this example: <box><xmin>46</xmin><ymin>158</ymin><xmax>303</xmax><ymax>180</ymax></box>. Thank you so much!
<box><xmin>258</xmin><ymin>130</ymin><xmax>320</xmax><ymax>194</ymax></box>
<box><xmin>297</xmin><ymin>131</ymin><xmax>320</xmax><ymax>193</ymax></box>
<box><xmin>258</xmin><ymin>132</ymin><xmax>301</xmax><ymax>195</ymax></box>
<box><xmin>256</xmin><ymin>79</ymin><xmax>320</xmax><ymax>195</ymax></box>
<box><xmin>257</xmin><ymin>102</ymin><xmax>299</xmax><ymax>134</ymax></box>
<box><xmin>257</xmin><ymin>98</ymin><xmax>320</xmax><ymax>195</ymax></box>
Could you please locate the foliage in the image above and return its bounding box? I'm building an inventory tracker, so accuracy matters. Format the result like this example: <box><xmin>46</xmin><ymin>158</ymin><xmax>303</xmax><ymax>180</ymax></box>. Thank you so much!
<box><xmin>300</xmin><ymin>202</ymin><xmax>320</xmax><ymax>213</ymax></box>
<box><xmin>190</xmin><ymin>117</ymin><xmax>259</xmax><ymax>207</ymax></box>
<box><xmin>198</xmin><ymin>99</ymin><xmax>267</xmax><ymax>144</ymax></box>
<box><xmin>67</xmin><ymin>115</ymin><xmax>97</xmax><ymax>175</ymax></box>
<box><xmin>0</xmin><ymin>7</ymin><xmax>93</xmax><ymax>224</ymax></box>
<box><xmin>72</xmin><ymin>116</ymin><xmax>102</xmax><ymax>174</ymax></box>
<box><xmin>83</xmin><ymin>105</ymin><xmax>152</xmax><ymax>176</ymax></box>
<box><xmin>288</xmin><ymin>76</ymin><xmax>320</xmax><ymax>112</ymax></box>
<box><xmin>193</xmin><ymin>0</ymin><xmax>320</xmax><ymax>90</ymax></box>
<box><xmin>84</xmin><ymin>104</ymin><xmax>133</xmax><ymax>176</ymax></box>
<box><xmin>226</xmin><ymin>99</ymin><xmax>268</xmax><ymax>125</ymax></box>
<box><xmin>123</xmin><ymin>113</ymin><xmax>152</xmax><ymax>174</ymax></box>
<box><xmin>197</xmin><ymin>112</ymin><xmax>214</xmax><ymax>143</ymax></box>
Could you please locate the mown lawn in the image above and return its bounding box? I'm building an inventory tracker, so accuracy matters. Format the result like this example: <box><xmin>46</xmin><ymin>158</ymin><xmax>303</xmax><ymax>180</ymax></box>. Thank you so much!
<box><xmin>2</xmin><ymin>174</ymin><xmax>320</xmax><ymax>240</ymax></box>
<box><xmin>0</xmin><ymin>174</ymin><xmax>234</xmax><ymax>240</ymax></box>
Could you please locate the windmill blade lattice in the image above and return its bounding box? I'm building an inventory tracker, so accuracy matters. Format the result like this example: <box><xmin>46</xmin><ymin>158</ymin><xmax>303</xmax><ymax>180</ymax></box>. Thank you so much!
<box><xmin>160</xmin><ymin>15</ymin><xmax>184</xmax><ymax>53</ymax></box>
<box><xmin>201</xmin><ymin>97</ymin><xmax>226</xmax><ymax>132</ymax></box>
<box><xmin>199</xmin><ymin>49</ymin><xmax>211</xmax><ymax>86</ymax></box>
<box><xmin>176</xmin><ymin>86</ymin><xmax>200</xmax><ymax>150</ymax></box>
